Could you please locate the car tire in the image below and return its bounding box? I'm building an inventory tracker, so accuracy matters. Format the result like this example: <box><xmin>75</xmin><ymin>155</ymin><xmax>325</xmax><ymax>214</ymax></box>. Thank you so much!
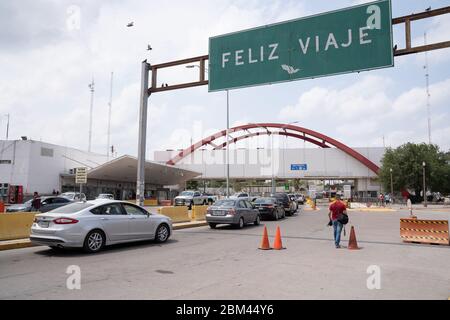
<box><xmin>237</xmin><ymin>217</ymin><xmax>244</xmax><ymax>229</ymax></box>
<box><xmin>209</xmin><ymin>223</ymin><xmax>217</xmax><ymax>229</ymax></box>
<box><xmin>208</xmin><ymin>200</ymin><xmax>213</xmax><ymax>205</ymax></box>
<box><xmin>83</xmin><ymin>229</ymin><xmax>105</xmax><ymax>253</ymax></box>
<box><xmin>254</xmin><ymin>215</ymin><xmax>261</xmax><ymax>226</ymax></box>
<box><xmin>155</xmin><ymin>224</ymin><xmax>170</xmax><ymax>243</ymax></box>
<box><xmin>282</xmin><ymin>209</ymin><xmax>286</xmax><ymax>219</ymax></box>
<box><xmin>273</xmin><ymin>210</ymin><xmax>279</xmax><ymax>221</ymax></box>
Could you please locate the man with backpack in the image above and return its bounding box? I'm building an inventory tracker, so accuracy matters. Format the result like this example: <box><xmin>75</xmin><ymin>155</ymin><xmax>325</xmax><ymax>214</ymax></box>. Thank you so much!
<box><xmin>328</xmin><ymin>195</ymin><xmax>348</xmax><ymax>249</ymax></box>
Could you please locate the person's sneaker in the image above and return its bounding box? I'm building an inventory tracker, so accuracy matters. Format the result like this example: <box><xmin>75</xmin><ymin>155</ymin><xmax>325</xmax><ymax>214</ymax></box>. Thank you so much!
<box><xmin>335</xmin><ymin>245</ymin><xmax>341</xmax><ymax>249</ymax></box>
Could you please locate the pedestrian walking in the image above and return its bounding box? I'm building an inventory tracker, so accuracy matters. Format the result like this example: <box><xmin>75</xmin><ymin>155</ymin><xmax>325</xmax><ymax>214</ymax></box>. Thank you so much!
<box><xmin>31</xmin><ymin>192</ymin><xmax>41</xmax><ymax>212</ymax></box>
<box><xmin>328</xmin><ymin>194</ymin><xmax>348</xmax><ymax>248</ymax></box>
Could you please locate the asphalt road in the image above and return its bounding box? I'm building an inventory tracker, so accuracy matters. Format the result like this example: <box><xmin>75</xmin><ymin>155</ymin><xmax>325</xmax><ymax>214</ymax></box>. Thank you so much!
<box><xmin>0</xmin><ymin>206</ymin><xmax>449</xmax><ymax>300</ymax></box>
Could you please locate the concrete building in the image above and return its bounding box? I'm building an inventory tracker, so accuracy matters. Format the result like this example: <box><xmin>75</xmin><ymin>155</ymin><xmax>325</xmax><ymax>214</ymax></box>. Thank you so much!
<box><xmin>154</xmin><ymin>147</ymin><xmax>386</xmax><ymax>197</ymax></box>
<box><xmin>0</xmin><ymin>140</ymin><xmax>199</xmax><ymax>202</ymax></box>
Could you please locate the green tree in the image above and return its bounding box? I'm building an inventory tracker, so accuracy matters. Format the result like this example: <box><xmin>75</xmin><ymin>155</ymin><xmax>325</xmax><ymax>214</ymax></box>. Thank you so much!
<box><xmin>379</xmin><ymin>143</ymin><xmax>450</xmax><ymax>196</ymax></box>
<box><xmin>186</xmin><ymin>180</ymin><xmax>199</xmax><ymax>190</ymax></box>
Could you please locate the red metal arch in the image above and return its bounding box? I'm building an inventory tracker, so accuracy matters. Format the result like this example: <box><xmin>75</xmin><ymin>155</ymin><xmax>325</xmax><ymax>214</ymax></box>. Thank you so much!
<box><xmin>166</xmin><ymin>123</ymin><xmax>380</xmax><ymax>174</ymax></box>
<box><xmin>213</xmin><ymin>131</ymin><xmax>329</xmax><ymax>149</ymax></box>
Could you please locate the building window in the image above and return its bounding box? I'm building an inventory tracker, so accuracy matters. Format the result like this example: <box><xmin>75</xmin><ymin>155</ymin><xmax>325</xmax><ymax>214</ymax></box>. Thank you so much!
<box><xmin>41</xmin><ymin>147</ymin><xmax>54</xmax><ymax>157</ymax></box>
<box><xmin>0</xmin><ymin>160</ymin><xmax>12</xmax><ymax>164</ymax></box>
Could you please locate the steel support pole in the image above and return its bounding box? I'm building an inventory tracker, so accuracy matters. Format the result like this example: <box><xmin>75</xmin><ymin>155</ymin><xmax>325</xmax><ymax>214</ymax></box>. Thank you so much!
<box><xmin>136</xmin><ymin>60</ymin><xmax>151</xmax><ymax>207</ymax></box>
<box><xmin>226</xmin><ymin>90</ymin><xmax>230</xmax><ymax>198</ymax></box>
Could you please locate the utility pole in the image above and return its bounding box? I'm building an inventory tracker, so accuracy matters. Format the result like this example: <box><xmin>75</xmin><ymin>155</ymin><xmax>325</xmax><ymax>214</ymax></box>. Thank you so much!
<box><xmin>424</xmin><ymin>32</ymin><xmax>432</xmax><ymax>144</ymax></box>
<box><xmin>136</xmin><ymin>61</ymin><xmax>150</xmax><ymax>207</ymax></box>
<box><xmin>107</xmin><ymin>72</ymin><xmax>114</xmax><ymax>159</ymax></box>
<box><xmin>88</xmin><ymin>79</ymin><xmax>95</xmax><ymax>153</ymax></box>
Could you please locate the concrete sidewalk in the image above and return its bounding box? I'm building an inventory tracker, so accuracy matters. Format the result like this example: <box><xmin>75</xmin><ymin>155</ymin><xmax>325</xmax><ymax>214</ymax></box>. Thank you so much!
<box><xmin>0</xmin><ymin>220</ymin><xmax>208</xmax><ymax>251</ymax></box>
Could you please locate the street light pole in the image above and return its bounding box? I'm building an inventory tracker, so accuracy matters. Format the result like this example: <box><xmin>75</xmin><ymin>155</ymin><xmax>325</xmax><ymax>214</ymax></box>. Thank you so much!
<box><xmin>88</xmin><ymin>79</ymin><xmax>95</xmax><ymax>153</ymax></box>
<box><xmin>226</xmin><ymin>90</ymin><xmax>230</xmax><ymax>198</ymax></box>
<box><xmin>390</xmin><ymin>168</ymin><xmax>394</xmax><ymax>205</ymax></box>
<box><xmin>422</xmin><ymin>161</ymin><xmax>427</xmax><ymax>207</ymax></box>
<box><xmin>271</xmin><ymin>132</ymin><xmax>275</xmax><ymax>194</ymax></box>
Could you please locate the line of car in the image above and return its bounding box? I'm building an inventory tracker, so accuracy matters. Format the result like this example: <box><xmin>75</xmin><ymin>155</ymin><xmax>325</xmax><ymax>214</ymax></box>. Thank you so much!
<box><xmin>27</xmin><ymin>191</ymin><xmax>305</xmax><ymax>254</ymax></box>
<box><xmin>205</xmin><ymin>192</ymin><xmax>305</xmax><ymax>229</ymax></box>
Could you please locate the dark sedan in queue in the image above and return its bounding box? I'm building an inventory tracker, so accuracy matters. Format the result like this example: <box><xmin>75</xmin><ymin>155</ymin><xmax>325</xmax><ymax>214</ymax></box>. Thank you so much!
<box><xmin>206</xmin><ymin>199</ymin><xmax>260</xmax><ymax>229</ymax></box>
<box><xmin>253</xmin><ymin>197</ymin><xmax>286</xmax><ymax>220</ymax></box>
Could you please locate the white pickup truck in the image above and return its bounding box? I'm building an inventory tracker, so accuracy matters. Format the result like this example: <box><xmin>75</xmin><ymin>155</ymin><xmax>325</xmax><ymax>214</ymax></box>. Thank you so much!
<box><xmin>174</xmin><ymin>191</ymin><xmax>215</xmax><ymax>209</ymax></box>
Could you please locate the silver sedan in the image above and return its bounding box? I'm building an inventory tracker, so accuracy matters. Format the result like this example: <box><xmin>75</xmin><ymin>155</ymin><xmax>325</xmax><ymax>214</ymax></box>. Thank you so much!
<box><xmin>30</xmin><ymin>200</ymin><xmax>173</xmax><ymax>253</ymax></box>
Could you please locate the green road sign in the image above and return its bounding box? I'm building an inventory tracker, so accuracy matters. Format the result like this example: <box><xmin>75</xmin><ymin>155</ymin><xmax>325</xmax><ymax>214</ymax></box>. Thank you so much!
<box><xmin>209</xmin><ymin>0</ymin><xmax>393</xmax><ymax>92</ymax></box>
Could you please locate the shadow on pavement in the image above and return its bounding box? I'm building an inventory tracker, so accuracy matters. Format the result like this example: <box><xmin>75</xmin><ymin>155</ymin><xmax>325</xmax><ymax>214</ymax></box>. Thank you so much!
<box><xmin>32</xmin><ymin>238</ymin><xmax>179</xmax><ymax>258</ymax></box>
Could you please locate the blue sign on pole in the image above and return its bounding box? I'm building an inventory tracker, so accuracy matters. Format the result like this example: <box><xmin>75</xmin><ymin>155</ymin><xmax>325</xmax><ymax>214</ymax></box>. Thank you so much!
<box><xmin>291</xmin><ymin>164</ymin><xmax>308</xmax><ymax>171</ymax></box>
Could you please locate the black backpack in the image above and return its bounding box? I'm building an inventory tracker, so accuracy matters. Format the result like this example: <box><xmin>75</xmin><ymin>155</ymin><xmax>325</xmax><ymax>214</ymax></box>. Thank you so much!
<box><xmin>338</xmin><ymin>213</ymin><xmax>349</xmax><ymax>225</ymax></box>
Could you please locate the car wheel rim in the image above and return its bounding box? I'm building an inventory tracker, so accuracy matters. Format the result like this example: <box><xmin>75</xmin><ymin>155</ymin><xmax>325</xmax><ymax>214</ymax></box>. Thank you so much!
<box><xmin>240</xmin><ymin>219</ymin><xmax>244</xmax><ymax>228</ymax></box>
<box><xmin>158</xmin><ymin>226</ymin><xmax>168</xmax><ymax>241</ymax></box>
<box><xmin>88</xmin><ymin>233</ymin><xmax>102</xmax><ymax>251</ymax></box>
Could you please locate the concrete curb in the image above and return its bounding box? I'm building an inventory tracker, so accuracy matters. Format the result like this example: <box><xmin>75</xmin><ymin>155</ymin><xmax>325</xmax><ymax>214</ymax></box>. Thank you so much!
<box><xmin>0</xmin><ymin>239</ymin><xmax>36</xmax><ymax>251</ymax></box>
<box><xmin>173</xmin><ymin>221</ymin><xmax>208</xmax><ymax>230</ymax></box>
<box><xmin>0</xmin><ymin>221</ymin><xmax>209</xmax><ymax>251</ymax></box>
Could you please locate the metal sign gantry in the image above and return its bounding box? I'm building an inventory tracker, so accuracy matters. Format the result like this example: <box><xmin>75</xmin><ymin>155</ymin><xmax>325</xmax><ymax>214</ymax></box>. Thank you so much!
<box><xmin>135</xmin><ymin>6</ymin><xmax>450</xmax><ymax>206</ymax></box>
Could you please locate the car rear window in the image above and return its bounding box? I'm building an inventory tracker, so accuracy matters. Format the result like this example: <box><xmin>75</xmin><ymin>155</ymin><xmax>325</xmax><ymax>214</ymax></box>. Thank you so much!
<box><xmin>48</xmin><ymin>202</ymin><xmax>94</xmax><ymax>214</ymax></box>
<box><xmin>255</xmin><ymin>198</ymin><xmax>274</xmax><ymax>204</ymax></box>
<box><xmin>214</xmin><ymin>200</ymin><xmax>236</xmax><ymax>206</ymax></box>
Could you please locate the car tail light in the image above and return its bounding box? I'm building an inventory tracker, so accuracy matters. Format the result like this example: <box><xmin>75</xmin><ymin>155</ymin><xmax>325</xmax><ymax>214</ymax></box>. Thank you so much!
<box><xmin>53</xmin><ymin>217</ymin><xmax>79</xmax><ymax>224</ymax></box>
<box><xmin>228</xmin><ymin>209</ymin><xmax>236</xmax><ymax>215</ymax></box>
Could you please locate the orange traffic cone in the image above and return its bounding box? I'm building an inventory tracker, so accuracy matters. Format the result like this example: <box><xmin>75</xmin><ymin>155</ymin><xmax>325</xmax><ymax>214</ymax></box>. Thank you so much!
<box><xmin>259</xmin><ymin>225</ymin><xmax>272</xmax><ymax>250</ymax></box>
<box><xmin>273</xmin><ymin>226</ymin><xmax>286</xmax><ymax>250</ymax></box>
<box><xmin>348</xmin><ymin>226</ymin><xmax>360</xmax><ymax>250</ymax></box>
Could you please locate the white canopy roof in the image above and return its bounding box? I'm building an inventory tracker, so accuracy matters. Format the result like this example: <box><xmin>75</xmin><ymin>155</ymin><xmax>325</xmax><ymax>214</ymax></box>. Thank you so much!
<box><xmin>86</xmin><ymin>155</ymin><xmax>200</xmax><ymax>186</ymax></box>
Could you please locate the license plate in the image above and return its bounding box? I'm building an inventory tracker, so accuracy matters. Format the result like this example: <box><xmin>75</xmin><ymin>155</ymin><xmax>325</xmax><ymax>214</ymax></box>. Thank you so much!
<box><xmin>213</xmin><ymin>210</ymin><xmax>226</xmax><ymax>216</ymax></box>
<box><xmin>38</xmin><ymin>221</ymin><xmax>50</xmax><ymax>228</ymax></box>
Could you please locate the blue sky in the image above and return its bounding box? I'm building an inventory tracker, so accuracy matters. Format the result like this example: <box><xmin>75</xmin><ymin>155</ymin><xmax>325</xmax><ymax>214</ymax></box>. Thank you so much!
<box><xmin>0</xmin><ymin>0</ymin><xmax>449</xmax><ymax>158</ymax></box>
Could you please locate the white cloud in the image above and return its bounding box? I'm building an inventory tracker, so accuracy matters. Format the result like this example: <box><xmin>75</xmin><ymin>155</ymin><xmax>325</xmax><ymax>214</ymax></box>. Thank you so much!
<box><xmin>278</xmin><ymin>76</ymin><xmax>450</xmax><ymax>150</ymax></box>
